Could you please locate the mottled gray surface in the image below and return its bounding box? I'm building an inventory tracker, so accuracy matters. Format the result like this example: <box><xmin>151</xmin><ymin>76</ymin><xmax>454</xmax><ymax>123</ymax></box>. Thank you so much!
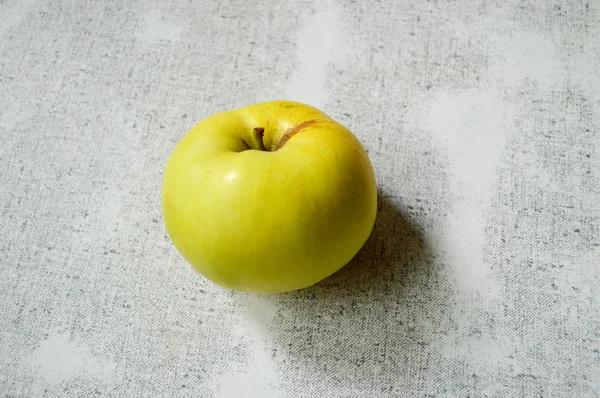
<box><xmin>1</xmin><ymin>0</ymin><xmax>599</xmax><ymax>397</ymax></box>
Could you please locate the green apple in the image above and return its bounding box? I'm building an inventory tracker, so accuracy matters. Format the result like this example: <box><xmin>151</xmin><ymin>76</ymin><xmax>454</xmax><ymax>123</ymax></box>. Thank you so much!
<box><xmin>162</xmin><ymin>100</ymin><xmax>377</xmax><ymax>293</ymax></box>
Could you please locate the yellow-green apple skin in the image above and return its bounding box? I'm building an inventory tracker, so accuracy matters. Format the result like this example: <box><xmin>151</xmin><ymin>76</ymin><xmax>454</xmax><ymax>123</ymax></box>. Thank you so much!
<box><xmin>162</xmin><ymin>100</ymin><xmax>377</xmax><ymax>293</ymax></box>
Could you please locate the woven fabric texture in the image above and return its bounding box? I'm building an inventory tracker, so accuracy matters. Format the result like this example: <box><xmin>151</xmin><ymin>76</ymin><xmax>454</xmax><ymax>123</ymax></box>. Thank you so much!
<box><xmin>1</xmin><ymin>0</ymin><xmax>599</xmax><ymax>396</ymax></box>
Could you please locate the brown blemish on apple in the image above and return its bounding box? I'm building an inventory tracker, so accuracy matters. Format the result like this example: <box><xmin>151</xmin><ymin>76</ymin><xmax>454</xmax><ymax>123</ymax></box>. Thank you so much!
<box><xmin>273</xmin><ymin>119</ymin><xmax>321</xmax><ymax>151</ymax></box>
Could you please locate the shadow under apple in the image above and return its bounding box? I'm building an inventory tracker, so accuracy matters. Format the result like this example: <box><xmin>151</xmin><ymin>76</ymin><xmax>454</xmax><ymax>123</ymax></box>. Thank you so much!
<box><xmin>237</xmin><ymin>193</ymin><xmax>448</xmax><ymax>393</ymax></box>
<box><xmin>307</xmin><ymin>192</ymin><xmax>433</xmax><ymax>295</ymax></box>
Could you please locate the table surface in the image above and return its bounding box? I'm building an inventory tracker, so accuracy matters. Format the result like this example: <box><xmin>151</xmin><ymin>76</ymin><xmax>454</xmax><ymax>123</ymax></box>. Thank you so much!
<box><xmin>1</xmin><ymin>1</ymin><xmax>599</xmax><ymax>397</ymax></box>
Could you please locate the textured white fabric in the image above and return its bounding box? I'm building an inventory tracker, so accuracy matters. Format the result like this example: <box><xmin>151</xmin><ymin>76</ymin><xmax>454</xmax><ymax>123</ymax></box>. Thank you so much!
<box><xmin>1</xmin><ymin>0</ymin><xmax>599</xmax><ymax>396</ymax></box>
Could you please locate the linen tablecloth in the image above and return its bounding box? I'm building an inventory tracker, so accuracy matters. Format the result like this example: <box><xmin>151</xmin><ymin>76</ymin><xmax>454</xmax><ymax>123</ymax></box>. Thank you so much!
<box><xmin>1</xmin><ymin>0</ymin><xmax>599</xmax><ymax>396</ymax></box>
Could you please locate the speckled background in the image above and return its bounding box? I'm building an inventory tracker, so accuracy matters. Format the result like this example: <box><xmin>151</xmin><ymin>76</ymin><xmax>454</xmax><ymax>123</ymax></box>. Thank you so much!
<box><xmin>1</xmin><ymin>0</ymin><xmax>599</xmax><ymax>397</ymax></box>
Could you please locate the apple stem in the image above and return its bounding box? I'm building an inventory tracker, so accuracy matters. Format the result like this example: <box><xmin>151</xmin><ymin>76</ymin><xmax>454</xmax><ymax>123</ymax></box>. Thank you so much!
<box><xmin>253</xmin><ymin>127</ymin><xmax>267</xmax><ymax>151</ymax></box>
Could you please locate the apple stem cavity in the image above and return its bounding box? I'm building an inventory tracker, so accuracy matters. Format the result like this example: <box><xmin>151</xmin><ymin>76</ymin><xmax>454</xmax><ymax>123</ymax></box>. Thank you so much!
<box><xmin>253</xmin><ymin>127</ymin><xmax>267</xmax><ymax>151</ymax></box>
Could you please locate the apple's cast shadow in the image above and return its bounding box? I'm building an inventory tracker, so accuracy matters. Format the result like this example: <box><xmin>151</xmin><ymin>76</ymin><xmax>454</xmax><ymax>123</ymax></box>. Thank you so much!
<box><xmin>309</xmin><ymin>193</ymin><xmax>433</xmax><ymax>295</ymax></box>
<box><xmin>257</xmin><ymin>193</ymin><xmax>445</xmax><ymax>388</ymax></box>
<box><xmin>279</xmin><ymin>192</ymin><xmax>434</xmax><ymax>300</ymax></box>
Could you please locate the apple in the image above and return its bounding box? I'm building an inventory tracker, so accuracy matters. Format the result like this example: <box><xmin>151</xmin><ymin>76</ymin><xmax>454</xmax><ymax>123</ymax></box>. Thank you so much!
<box><xmin>162</xmin><ymin>100</ymin><xmax>377</xmax><ymax>293</ymax></box>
